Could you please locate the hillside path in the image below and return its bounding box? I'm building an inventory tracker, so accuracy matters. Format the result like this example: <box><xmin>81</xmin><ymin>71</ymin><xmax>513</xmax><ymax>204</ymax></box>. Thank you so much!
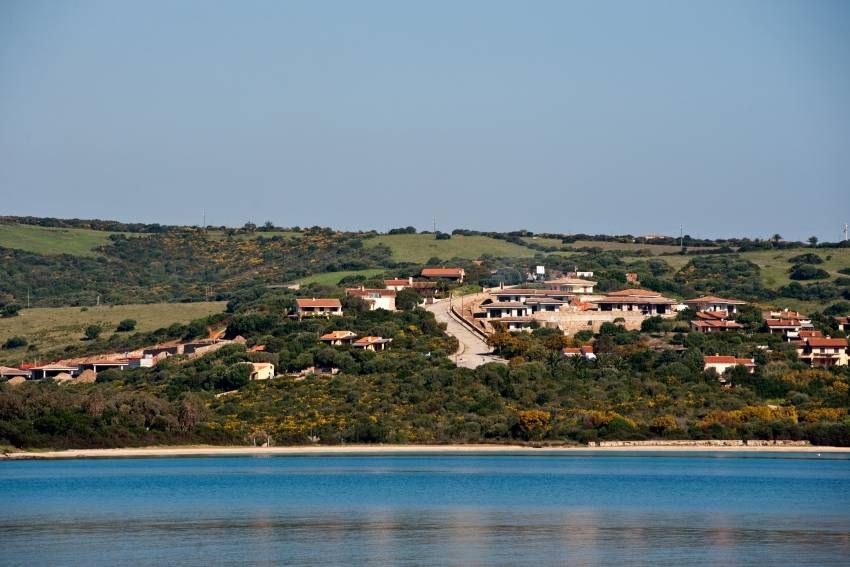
<box><xmin>425</xmin><ymin>298</ymin><xmax>504</xmax><ymax>369</ymax></box>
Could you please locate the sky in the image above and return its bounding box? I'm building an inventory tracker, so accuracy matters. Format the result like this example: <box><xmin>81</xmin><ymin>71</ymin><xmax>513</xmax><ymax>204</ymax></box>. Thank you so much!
<box><xmin>1</xmin><ymin>1</ymin><xmax>848</xmax><ymax>241</ymax></box>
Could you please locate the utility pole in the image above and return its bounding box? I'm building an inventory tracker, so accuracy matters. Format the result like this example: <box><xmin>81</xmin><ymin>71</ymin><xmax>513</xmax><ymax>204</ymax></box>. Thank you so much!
<box><xmin>843</xmin><ymin>223</ymin><xmax>849</xmax><ymax>242</ymax></box>
<box><xmin>26</xmin><ymin>287</ymin><xmax>30</xmax><ymax>309</ymax></box>
<box><xmin>202</xmin><ymin>208</ymin><xmax>206</xmax><ymax>230</ymax></box>
<box><xmin>679</xmin><ymin>225</ymin><xmax>684</xmax><ymax>253</ymax></box>
<box><xmin>433</xmin><ymin>216</ymin><xmax>437</xmax><ymax>235</ymax></box>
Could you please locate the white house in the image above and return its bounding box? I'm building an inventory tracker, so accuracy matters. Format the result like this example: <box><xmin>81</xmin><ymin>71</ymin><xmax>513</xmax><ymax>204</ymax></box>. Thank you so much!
<box><xmin>684</xmin><ymin>296</ymin><xmax>747</xmax><ymax>314</ymax></box>
<box><xmin>546</xmin><ymin>277</ymin><xmax>596</xmax><ymax>294</ymax></box>
<box><xmin>345</xmin><ymin>287</ymin><xmax>397</xmax><ymax>311</ymax></box>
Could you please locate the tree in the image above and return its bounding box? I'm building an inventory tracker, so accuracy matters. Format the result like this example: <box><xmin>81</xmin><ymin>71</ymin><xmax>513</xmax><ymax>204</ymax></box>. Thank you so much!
<box><xmin>396</xmin><ymin>288</ymin><xmax>423</xmax><ymax>311</ymax></box>
<box><xmin>116</xmin><ymin>319</ymin><xmax>137</xmax><ymax>332</ymax></box>
<box><xmin>178</xmin><ymin>393</ymin><xmax>209</xmax><ymax>430</ymax></box>
<box><xmin>84</xmin><ymin>325</ymin><xmax>102</xmax><ymax>340</ymax></box>
<box><xmin>808</xmin><ymin>236</ymin><xmax>819</xmax><ymax>248</ymax></box>
<box><xmin>771</xmin><ymin>234</ymin><xmax>782</xmax><ymax>247</ymax></box>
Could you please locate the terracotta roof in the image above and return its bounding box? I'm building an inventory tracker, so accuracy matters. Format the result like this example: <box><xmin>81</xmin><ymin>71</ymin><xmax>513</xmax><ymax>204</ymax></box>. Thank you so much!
<box><xmin>765</xmin><ymin>319</ymin><xmax>804</xmax><ymax>327</ymax></box>
<box><xmin>605</xmin><ymin>288</ymin><xmax>662</xmax><ymax>297</ymax></box>
<box><xmin>806</xmin><ymin>338</ymin><xmax>848</xmax><ymax>348</ymax></box>
<box><xmin>563</xmin><ymin>345</ymin><xmax>594</xmax><ymax>355</ymax></box>
<box><xmin>704</xmin><ymin>355</ymin><xmax>755</xmax><ymax>366</ymax></box>
<box><xmin>684</xmin><ymin>296</ymin><xmax>746</xmax><ymax>305</ymax></box>
<box><xmin>296</xmin><ymin>298</ymin><xmax>342</xmax><ymax>309</ymax></box>
<box><xmin>593</xmin><ymin>295</ymin><xmax>675</xmax><ymax>305</ymax></box>
<box><xmin>353</xmin><ymin>336</ymin><xmax>392</xmax><ymax>346</ymax></box>
<box><xmin>384</xmin><ymin>279</ymin><xmax>411</xmax><ymax>286</ymax></box>
<box><xmin>691</xmin><ymin>320</ymin><xmax>744</xmax><ymax>329</ymax></box>
<box><xmin>421</xmin><ymin>267</ymin><xmax>464</xmax><ymax>278</ymax></box>
<box><xmin>695</xmin><ymin>310</ymin><xmax>729</xmax><ymax>320</ymax></box>
<box><xmin>798</xmin><ymin>330</ymin><xmax>824</xmax><ymax>338</ymax></box>
<box><xmin>546</xmin><ymin>277</ymin><xmax>597</xmax><ymax>286</ymax></box>
<box><xmin>834</xmin><ymin>316</ymin><xmax>850</xmax><ymax>325</ymax></box>
<box><xmin>30</xmin><ymin>363</ymin><xmax>79</xmax><ymax>371</ymax></box>
<box><xmin>320</xmin><ymin>331</ymin><xmax>358</xmax><ymax>340</ymax></box>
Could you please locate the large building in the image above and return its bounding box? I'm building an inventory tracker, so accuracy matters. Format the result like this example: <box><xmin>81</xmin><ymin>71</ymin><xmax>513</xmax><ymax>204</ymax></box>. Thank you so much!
<box><xmin>683</xmin><ymin>296</ymin><xmax>747</xmax><ymax>314</ymax></box>
<box><xmin>592</xmin><ymin>289</ymin><xmax>676</xmax><ymax>316</ymax></box>
<box><xmin>295</xmin><ymin>298</ymin><xmax>343</xmax><ymax>318</ymax></box>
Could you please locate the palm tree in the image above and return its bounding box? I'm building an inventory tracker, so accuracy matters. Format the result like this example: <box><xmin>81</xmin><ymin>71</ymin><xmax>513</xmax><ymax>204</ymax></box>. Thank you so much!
<box><xmin>808</xmin><ymin>236</ymin><xmax>818</xmax><ymax>248</ymax></box>
<box><xmin>771</xmin><ymin>234</ymin><xmax>782</xmax><ymax>247</ymax></box>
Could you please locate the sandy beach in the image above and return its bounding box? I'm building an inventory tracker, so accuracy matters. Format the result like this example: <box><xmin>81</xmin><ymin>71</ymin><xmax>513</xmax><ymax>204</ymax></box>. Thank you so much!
<box><xmin>3</xmin><ymin>442</ymin><xmax>850</xmax><ymax>460</ymax></box>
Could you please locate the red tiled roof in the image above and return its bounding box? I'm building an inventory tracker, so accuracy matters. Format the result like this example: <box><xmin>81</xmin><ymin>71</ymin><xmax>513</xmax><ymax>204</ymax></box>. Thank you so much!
<box><xmin>695</xmin><ymin>310</ymin><xmax>729</xmax><ymax>320</ymax></box>
<box><xmin>353</xmin><ymin>336</ymin><xmax>392</xmax><ymax>346</ymax></box>
<box><xmin>692</xmin><ymin>320</ymin><xmax>744</xmax><ymax>329</ymax></box>
<box><xmin>320</xmin><ymin>331</ymin><xmax>357</xmax><ymax>340</ymax></box>
<box><xmin>684</xmin><ymin>296</ymin><xmax>746</xmax><ymax>305</ymax></box>
<box><xmin>765</xmin><ymin>319</ymin><xmax>803</xmax><ymax>327</ymax></box>
<box><xmin>834</xmin><ymin>316</ymin><xmax>850</xmax><ymax>325</ymax></box>
<box><xmin>296</xmin><ymin>298</ymin><xmax>342</xmax><ymax>309</ymax></box>
<box><xmin>798</xmin><ymin>330</ymin><xmax>824</xmax><ymax>338</ymax></box>
<box><xmin>384</xmin><ymin>279</ymin><xmax>410</xmax><ymax>286</ymax></box>
<box><xmin>421</xmin><ymin>267</ymin><xmax>464</xmax><ymax>278</ymax></box>
<box><xmin>806</xmin><ymin>338</ymin><xmax>848</xmax><ymax>348</ymax></box>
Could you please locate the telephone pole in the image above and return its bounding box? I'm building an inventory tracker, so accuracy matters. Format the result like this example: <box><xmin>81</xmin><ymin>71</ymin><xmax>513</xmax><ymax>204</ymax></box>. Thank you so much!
<box><xmin>843</xmin><ymin>223</ymin><xmax>848</xmax><ymax>242</ymax></box>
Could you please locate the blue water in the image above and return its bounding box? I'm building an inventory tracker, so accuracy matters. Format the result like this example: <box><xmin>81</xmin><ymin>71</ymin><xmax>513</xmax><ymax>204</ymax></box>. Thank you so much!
<box><xmin>2</xmin><ymin>453</ymin><xmax>850</xmax><ymax>566</ymax></box>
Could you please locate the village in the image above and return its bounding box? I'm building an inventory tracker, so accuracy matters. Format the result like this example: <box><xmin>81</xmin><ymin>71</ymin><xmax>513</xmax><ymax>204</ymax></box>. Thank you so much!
<box><xmin>1</xmin><ymin>264</ymin><xmax>848</xmax><ymax>387</ymax></box>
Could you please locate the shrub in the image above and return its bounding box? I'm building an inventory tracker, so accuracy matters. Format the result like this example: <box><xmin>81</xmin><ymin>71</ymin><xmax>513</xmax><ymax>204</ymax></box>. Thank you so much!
<box><xmin>116</xmin><ymin>319</ymin><xmax>137</xmax><ymax>332</ymax></box>
<box><xmin>788</xmin><ymin>253</ymin><xmax>823</xmax><ymax>265</ymax></box>
<box><xmin>789</xmin><ymin>264</ymin><xmax>830</xmax><ymax>281</ymax></box>
<box><xmin>3</xmin><ymin>336</ymin><xmax>27</xmax><ymax>349</ymax></box>
<box><xmin>0</xmin><ymin>303</ymin><xmax>21</xmax><ymax>318</ymax></box>
<box><xmin>84</xmin><ymin>325</ymin><xmax>102</xmax><ymax>340</ymax></box>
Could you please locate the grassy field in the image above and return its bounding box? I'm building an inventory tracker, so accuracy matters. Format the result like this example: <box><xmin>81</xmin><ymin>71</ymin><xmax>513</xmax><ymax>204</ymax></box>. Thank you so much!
<box><xmin>736</xmin><ymin>248</ymin><xmax>850</xmax><ymax>288</ymax></box>
<box><xmin>0</xmin><ymin>223</ymin><xmax>129</xmax><ymax>256</ymax></box>
<box><xmin>0</xmin><ymin>302</ymin><xmax>227</xmax><ymax>365</ymax></box>
<box><xmin>366</xmin><ymin>234</ymin><xmax>538</xmax><ymax>263</ymax></box>
<box><xmin>299</xmin><ymin>269</ymin><xmax>385</xmax><ymax>286</ymax></box>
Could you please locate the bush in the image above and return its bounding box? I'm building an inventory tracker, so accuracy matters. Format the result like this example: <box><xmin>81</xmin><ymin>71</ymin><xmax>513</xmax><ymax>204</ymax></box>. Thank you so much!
<box><xmin>788</xmin><ymin>253</ymin><xmax>823</xmax><ymax>265</ymax></box>
<box><xmin>3</xmin><ymin>336</ymin><xmax>27</xmax><ymax>349</ymax></box>
<box><xmin>0</xmin><ymin>303</ymin><xmax>21</xmax><ymax>318</ymax></box>
<box><xmin>789</xmin><ymin>265</ymin><xmax>830</xmax><ymax>281</ymax></box>
<box><xmin>116</xmin><ymin>319</ymin><xmax>137</xmax><ymax>332</ymax></box>
<box><xmin>84</xmin><ymin>325</ymin><xmax>102</xmax><ymax>340</ymax></box>
<box><xmin>396</xmin><ymin>288</ymin><xmax>423</xmax><ymax>311</ymax></box>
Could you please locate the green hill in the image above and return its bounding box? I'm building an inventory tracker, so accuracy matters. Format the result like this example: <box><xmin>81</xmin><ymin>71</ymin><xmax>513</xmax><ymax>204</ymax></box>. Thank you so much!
<box><xmin>0</xmin><ymin>223</ymin><xmax>128</xmax><ymax>256</ymax></box>
<box><xmin>365</xmin><ymin>234</ymin><xmax>539</xmax><ymax>263</ymax></box>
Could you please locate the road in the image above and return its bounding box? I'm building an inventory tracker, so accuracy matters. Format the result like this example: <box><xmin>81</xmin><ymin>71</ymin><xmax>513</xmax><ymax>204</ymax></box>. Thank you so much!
<box><xmin>425</xmin><ymin>298</ymin><xmax>505</xmax><ymax>369</ymax></box>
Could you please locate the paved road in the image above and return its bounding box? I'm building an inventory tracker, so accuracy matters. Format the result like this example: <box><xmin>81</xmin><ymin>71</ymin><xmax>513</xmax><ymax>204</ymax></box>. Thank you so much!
<box><xmin>425</xmin><ymin>298</ymin><xmax>505</xmax><ymax>369</ymax></box>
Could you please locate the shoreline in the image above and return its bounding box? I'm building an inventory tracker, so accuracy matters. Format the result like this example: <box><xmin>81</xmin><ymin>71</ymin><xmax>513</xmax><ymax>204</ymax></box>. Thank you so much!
<box><xmin>4</xmin><ymin>443</ymin><xmax>850</xmax><ymax>460</ymax></box>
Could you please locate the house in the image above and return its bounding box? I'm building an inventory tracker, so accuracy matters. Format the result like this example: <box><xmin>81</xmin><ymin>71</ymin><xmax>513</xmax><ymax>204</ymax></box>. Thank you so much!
<box><xmin>295</xmin><ymin>298</ymin><xmax>343</xmax><ymax>318</ymax></box>
<box><xmin>77</xmin><ymin>358</ymin><xmax>130</xmax><ymax>373</ymax></box>
<box><xmin>524</xmin><ymin>297</ymin><xmax>566</xmax><ymax>313</ymax></box>
<box><xmin>765</xmin><ymin>318</ymin><xmax>813</xmax><ymax>339</ymax></box>
<box><xmin>246</xmin><ymin>362</ymin><xmax>275</xmax><ymax>380</ymax></box>
<box><xmin>690</xmin><ymin>311</ymin><xmax>744</xmax><ymax>333</ymax></box>
<box><xmin>545</xmin><ymin>277</ymin><xmax>596</xmax><ymax>294</ymax></box>
<box><xmin>834</xmin><ymin>316</ymin><xmax>849</xmax><ymax>331</ymax></box>
<box><xmin>703</xmin><ymin>355</ymin><xmax>756</xmax><ymax>377</ymax></box>
<box><xmin>28</xmin><ymin>363</ymin><xmax>79</xmax><ymax>379</ymax></box>
<box><xmin>352</xmin><ymin>336</ymin><xmax>392</xmax><ymax>351</ymax></box>
<box><xmin>143</xmin><ymin>344</ymin><xmax>183</xmax><ymax>357</ymax></box>
<box><xmin>684</xmin><ymin>296</ymin><xmax>747</xmax><ymax>314</ymax></box>
<box><xmin>592</xmin><ymin>289</ymin><xmax>676</xmax><ymax>316</ymax></box>
<box><xmin>319</xmin><ymin>330</ymin><xmax>358</xmax><ymax>345</ymax></box>
<box><xmin>799</xmin><ymin>337</ymin><xmax>849</xmax><ymax>367</ymax></box>
<box><xmin>482</xmin><ymin>302</ymin><xmax>532</xmax><ymax>319</ymax></box>
<box><xmin>421</xmin><ymin>267</ymin><xmax>465</xmax><ymax>282</ymax></box>
<box><xmin>0</xmin><ymin>366</ymin><xmax>31</xmax><ymax>380</ymax></box>
<box><xmin>345</xmin><ymin>287</ymin><xmax>396</xmax><ymax>311</ymax></box>
<box><xmin>385</xmin><ymin>277</ymin><xmax>414</xmax><ymax>291</ymax></box>
<box><xmin>562</xmin><ymin>345</ymin><xmax>596</xmax><ymax>360</ymax></box>
<box><xmin>490</xmin><ymin>288</ymin><xmax>573</xmax><ymax>303</ymax></box>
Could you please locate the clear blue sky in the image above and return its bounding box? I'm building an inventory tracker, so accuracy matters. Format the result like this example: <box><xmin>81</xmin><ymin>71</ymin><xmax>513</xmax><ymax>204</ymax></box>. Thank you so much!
<box><xmin>1</xmin><ymin>1</ymin><xmax>848</xmax><ymax>240</ymax></box>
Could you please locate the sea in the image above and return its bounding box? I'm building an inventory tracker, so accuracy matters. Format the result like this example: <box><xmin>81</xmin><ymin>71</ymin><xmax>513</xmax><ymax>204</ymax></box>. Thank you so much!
<box><xmin>2</xmin><ymin>452</ymin><xmax>850</xmax><ymax>566</ymax></box>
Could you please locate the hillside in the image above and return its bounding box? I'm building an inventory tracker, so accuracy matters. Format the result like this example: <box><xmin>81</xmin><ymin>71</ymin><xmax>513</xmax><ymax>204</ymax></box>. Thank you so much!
<box><xmin>364</xmin><ymin>233</ymin><xmax>539</xmax><ymax>263</ymax></box>
<box><xmin>0</xmin><ymin>302</ymin><xmax>226</xmax><ymax>366</ymax></box>
<box><xmin>0</xmin><ymin>223</ymin><xmax>131</xmax><ymax>257</ymax></box>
